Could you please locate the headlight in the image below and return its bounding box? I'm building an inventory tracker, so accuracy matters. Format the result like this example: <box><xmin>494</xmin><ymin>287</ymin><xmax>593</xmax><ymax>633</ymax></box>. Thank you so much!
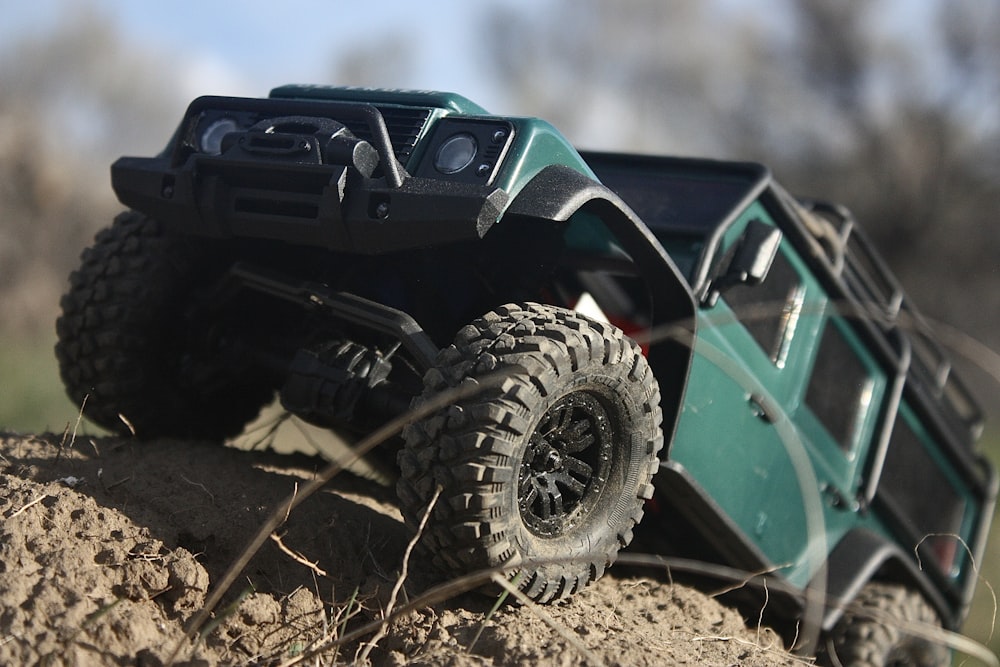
<box><xmin>199</xmin><ymin>117</ymin><xmax>241</xmax><ymax>155</ymax></box>
<box><xmin>434</xmin><ymin>133</ymin><xmax>478</xmax><ymax>174</ymax></box>
<box><xmin>417</xmin><ymin>119</ymin><xmax>514</xmax><ymax>184</ymax></box>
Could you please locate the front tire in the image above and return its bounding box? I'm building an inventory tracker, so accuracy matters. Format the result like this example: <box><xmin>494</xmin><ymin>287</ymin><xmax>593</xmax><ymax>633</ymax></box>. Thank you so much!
<box><xmin>55</xmin><ymin>211</ymin><xmax>274</xmax><ymax>440</ymax></box>
<box><xmin>397</xmin><ymin>303</ymin><xmax>663</xmax><ymax>603</ymax></box>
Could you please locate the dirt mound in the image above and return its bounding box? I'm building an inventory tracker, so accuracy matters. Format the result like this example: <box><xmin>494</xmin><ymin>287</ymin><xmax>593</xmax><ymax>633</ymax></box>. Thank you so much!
<box><xmin>0</xmin><ymin>432</ymin><xmax>800</xmax><ymax>666</ymax></box>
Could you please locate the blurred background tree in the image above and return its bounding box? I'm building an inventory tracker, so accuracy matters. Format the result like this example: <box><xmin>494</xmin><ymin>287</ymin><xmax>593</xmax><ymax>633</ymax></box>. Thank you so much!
<box><xmin>0</xmin><ymin>7</ymin><xmax>184</xmax><ymax>338</ymax></box>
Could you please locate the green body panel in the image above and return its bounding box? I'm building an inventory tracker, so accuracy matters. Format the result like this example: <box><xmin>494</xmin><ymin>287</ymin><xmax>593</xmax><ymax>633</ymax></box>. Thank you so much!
<box><xmin>492</xmin><ymin>118</ymin><xmax>596</xmax><ymax>202</ymax></box>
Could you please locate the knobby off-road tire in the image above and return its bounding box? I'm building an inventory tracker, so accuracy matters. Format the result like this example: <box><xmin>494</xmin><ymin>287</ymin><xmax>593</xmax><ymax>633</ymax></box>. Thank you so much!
<box><xmin>823</xmin><ymin>582</ymin><xmax>949</xmax><ymax>667</ymax></box>
<box><xmin>397</xmin><ymin>303</ymin><xmax>663</xmax><ymax>603</ymax></box>
<box><xmin>55</xmin><ymin>211</ymin><xmax>274</xmax><ymax>441</ymax></box>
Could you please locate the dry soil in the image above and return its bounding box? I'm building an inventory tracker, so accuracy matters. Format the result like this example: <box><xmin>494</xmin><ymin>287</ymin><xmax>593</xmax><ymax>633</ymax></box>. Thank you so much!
<box><xmin>0</xmin><ymin>431</ymin><xmax>804</xmax><ymax>666</ymax></box>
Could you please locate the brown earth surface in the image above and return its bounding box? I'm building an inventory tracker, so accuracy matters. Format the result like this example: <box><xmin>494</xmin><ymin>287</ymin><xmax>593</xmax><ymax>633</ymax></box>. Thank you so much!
<box><xmin>0</xmin><ymin>431</ymin><xmax>805</xmax><ymax>666</ymax></box>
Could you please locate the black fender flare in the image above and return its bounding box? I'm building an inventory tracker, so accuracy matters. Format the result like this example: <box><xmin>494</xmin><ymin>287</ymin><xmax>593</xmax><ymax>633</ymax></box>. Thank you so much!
<box><xmin>818</xmin><ymin>528</ymin><xmax>956</xmax><ymax>631</ymax></box>
<box><xmin>504</xmin><ymin>164</ymin><xmax>697</xmax><ymax>445</ymax></box>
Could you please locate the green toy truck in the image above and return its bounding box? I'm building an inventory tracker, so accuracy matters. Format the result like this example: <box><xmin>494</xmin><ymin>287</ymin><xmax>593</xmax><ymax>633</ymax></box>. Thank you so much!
<box><xmin>56</xmin><ymin>86</ymin><xmax>996</xmax><ymax>664</ymax></box>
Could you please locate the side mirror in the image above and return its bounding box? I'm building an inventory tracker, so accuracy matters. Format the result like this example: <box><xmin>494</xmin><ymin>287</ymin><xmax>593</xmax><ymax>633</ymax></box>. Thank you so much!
<box><xmin>703</xmin><ymin>219</ymin><xmax>782</xmax><ymax>307</ymax></box>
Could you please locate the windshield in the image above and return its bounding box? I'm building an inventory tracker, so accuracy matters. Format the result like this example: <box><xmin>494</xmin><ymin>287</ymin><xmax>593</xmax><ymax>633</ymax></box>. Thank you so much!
<box><xmin>583</xmin><ymin>152</ymin><xmax>766</xmax><ymax>280</ymax></box>
<box><xmin>598</xmin><ymin>169</ymin><xmax>754</xmax><ymax>234</ymax></box>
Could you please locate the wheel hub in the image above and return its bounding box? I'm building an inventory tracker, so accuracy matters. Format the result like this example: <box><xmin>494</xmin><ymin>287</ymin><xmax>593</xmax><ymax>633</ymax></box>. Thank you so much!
<box><xmin>519</xmin><ymin>391</ymin><xmax>614</xmax><ymax>536</ymax></box>
<box><xmin>536</xmin><ymin>446</ymin><xmax>563</xmax><ymax>472</ymax></box>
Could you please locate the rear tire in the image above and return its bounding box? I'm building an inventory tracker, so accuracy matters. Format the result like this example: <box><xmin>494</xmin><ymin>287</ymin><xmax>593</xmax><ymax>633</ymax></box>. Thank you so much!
<box><xmin>397</xmin><ymin>302</ymin><xmax>663</xmax><ymax>603</ymax></box>
<box><xmin>823</xmin><ymin>582</ymin><xmax>948</xmax><ymax>667</ymax></box>
<box><xmin>55</xmin><ymin>211</ymin><xmax>274</xmax><ymax>440</ymax></box>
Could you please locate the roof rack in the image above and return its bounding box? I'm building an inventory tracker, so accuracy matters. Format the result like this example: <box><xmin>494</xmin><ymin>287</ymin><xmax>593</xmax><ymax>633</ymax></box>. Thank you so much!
<box><xmin>797</xmin><ymin>199</ymin><xmax>983</xmax><ymax>447</ymax></box>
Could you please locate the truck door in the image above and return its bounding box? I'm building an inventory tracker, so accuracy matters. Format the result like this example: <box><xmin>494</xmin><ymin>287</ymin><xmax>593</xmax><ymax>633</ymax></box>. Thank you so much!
<box><xmin>669</xmin><ymin>205</ymin><xmax>821</xmax><ymax>581</ymax></box>
<box><xmin>668</xmin><ymin>202</ymin><xmax>891</xmax><ymax>590</ymax></box>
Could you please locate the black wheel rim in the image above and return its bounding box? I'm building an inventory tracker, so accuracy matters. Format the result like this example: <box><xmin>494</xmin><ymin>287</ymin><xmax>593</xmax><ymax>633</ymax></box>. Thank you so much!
<box><xmin>519</xmin><ymin>391</ymin><xmax>615</xmax><ymax>536</ymax></box>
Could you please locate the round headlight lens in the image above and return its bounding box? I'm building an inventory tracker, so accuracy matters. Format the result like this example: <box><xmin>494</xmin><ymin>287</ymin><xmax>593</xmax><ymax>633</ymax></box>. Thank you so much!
<box><xmin>200</xmin><ymin>117</ymin><xmax>241</xmax><ymax>155</ymax></box>
<box><xmin>434</xmin><ymin>133</ymin><xmax>478</xmax><ymax>174</ymax></box>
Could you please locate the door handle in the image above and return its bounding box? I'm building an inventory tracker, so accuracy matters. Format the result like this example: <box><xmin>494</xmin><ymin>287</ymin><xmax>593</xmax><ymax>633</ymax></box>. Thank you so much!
<box><xmin>748</xmin><ymin>393</ymin><xmax>778</xmax><ymax>423</ymax></box>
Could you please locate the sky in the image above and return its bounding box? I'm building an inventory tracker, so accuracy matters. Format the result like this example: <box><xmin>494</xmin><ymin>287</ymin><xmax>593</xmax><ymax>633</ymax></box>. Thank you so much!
<box><xmin>1</xmin><ymin>0</ymin><xmax>544</xmax><ymax>113</ymax></box>
<box><xmin>3</xmin><ymin>0</ymin><xmax>981</xmax><ymax>153</ymax></box>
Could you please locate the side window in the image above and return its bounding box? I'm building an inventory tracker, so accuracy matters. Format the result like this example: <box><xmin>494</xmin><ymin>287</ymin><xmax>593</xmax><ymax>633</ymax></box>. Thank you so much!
<box><xmin>804</xmin><ymin>321</ymin><xmax>876</xmax><ymax>451</ymax></box>
<box><xmin>878</xmin><ymin>404</ymin><xmax>967</xmax><ymax>575</ymax></box>
<box><xmin>724</xmin><ymin>248</ymin><xmax>804</xmax><ymax>368</ymax></box>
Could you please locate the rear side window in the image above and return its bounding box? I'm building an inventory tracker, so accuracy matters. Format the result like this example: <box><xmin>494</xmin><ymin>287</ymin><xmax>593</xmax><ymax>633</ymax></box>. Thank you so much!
<box><xmin>879</xmin><ymin>406</ymin><xmax>967</xmax><ymax>575</ymax></box>
<box><xmin>804</xmin><ymin>321</ymin><xmax>875</xmax><ymax>451</ymax></box>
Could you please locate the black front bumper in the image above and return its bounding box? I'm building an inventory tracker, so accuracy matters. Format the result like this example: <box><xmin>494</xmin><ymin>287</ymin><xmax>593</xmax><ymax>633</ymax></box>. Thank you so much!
<box><xmin>112</xmin><ymin>154</ymin><xmax>508</xmax><ymax>254</ymax></box>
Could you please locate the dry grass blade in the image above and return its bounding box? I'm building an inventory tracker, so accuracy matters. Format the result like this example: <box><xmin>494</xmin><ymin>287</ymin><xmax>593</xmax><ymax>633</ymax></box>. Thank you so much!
<box><xmin>117</xmin><ymin>412</ymin><xmax>137</xmax><ymax>437</ymax></box>
<box><xmin>707</xmin><ymin>562</ymin><xmax>792</xmax><ymax>598</ymax></box>
<box><xmin>56</xmin><ymin>394</ymin><xmax>88</xmax><ymax>461</ymax></box>
<box><xmin>179</xmin><ymin>474</ymin><xmax>215</xmax><ymax>503</ymax></box>
<box><xmin>488</xmin><ymin>572</ymin><xmax>605</xmax><ymax>667</ymax></box>
<box><xmin>466</xmin><ymin>572</ymin><xmax>522</xmax><ymax>653</ymax></box>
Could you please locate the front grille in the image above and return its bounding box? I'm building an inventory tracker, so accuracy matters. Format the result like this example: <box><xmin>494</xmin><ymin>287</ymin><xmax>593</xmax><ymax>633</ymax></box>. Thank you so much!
<box><xmin>343</xmin><ymin>106</ymin><xmax>431</xmax><ymax>166</ymax></box>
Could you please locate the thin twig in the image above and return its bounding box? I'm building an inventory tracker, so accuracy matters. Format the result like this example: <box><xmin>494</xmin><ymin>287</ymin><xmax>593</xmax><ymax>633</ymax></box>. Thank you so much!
<box><xmin>708</xmin><ymin>562</ymin><xmax>791</xmax><ymax>598</ymax></box>
<box><xmin>5</xmin><ymin>494</ymin><xmax>50</xmax><ymax>521</ymax></box>
<box><xmin>105</xmin><ymin>475</ymin><xmax>132</xmax><ymax>491</ymax></box>
<box><xmin>165</xmin><ymin>373</ymin><xmax>504</xmax><ymax>666</ymax></box>
<box><xmin>915</xmin><ymin>532</ymin><xmax>997</xmax><ymax>643</ymax></box>
<box><xmin>57</xmin><ymin>394</ymin><xmax>88</xmax><ymax>462</ymax></box>
<box><xmin>270</xmin><ymin>532</ymin><xmax>328</xmax><ymax>578</ymax></box>
<box><xmin>179</xmin><ymin>474</ymin><xmax>215</xmax><ymax>503</ymax></box>
<box><xmin>117</xmin><ymin>412</ymin><xmax>137</xmax><ymax>437</ymax></box>
<box><xmin>283</xmin><ymin>482</ymin><xmax>298</xmax><ymax>524</ymax></box>
<box><xmin>355</xmin><ymin>485</ymin><xmax>441</xmax><ymax>664</ymax></box>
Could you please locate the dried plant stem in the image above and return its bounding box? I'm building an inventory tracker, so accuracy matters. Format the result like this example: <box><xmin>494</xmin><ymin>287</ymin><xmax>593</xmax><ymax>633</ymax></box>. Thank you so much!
<box><xmin>270</xmin><ymin>532</ymin><xmax>328</xmax><ymax>578</ymax></box>
<box><xmin>488</xmin><ymin>572</ymin><xmax>605</xmax><ymax>667</ymax></box>
<box><xmin>916</xmin><ymin>532</ymin><xmax>997</xmax><ymax>644</ymax></box>
<box><xmin>355</xmin><ymin>485</ymin><xmax>441</xmax><ymax>664</ymax></box>
<box><xmin>279</xmin><ymin>570</ymin><xmax>494</xmax><ymax>663</ymax></box>
<box><xmin>57</xmin><ymin>394</ymin><xmax>88</xmax><ymax>461</ymax></box>
<box><xmin>5</xmin><ymin>493</ymin><xmax>50</xmax><ymax>521</ymax></box>
<box><xmin>166</xmin><ymin>374</ymin><xmax>501</xmax><ymax>666</ymax></box>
